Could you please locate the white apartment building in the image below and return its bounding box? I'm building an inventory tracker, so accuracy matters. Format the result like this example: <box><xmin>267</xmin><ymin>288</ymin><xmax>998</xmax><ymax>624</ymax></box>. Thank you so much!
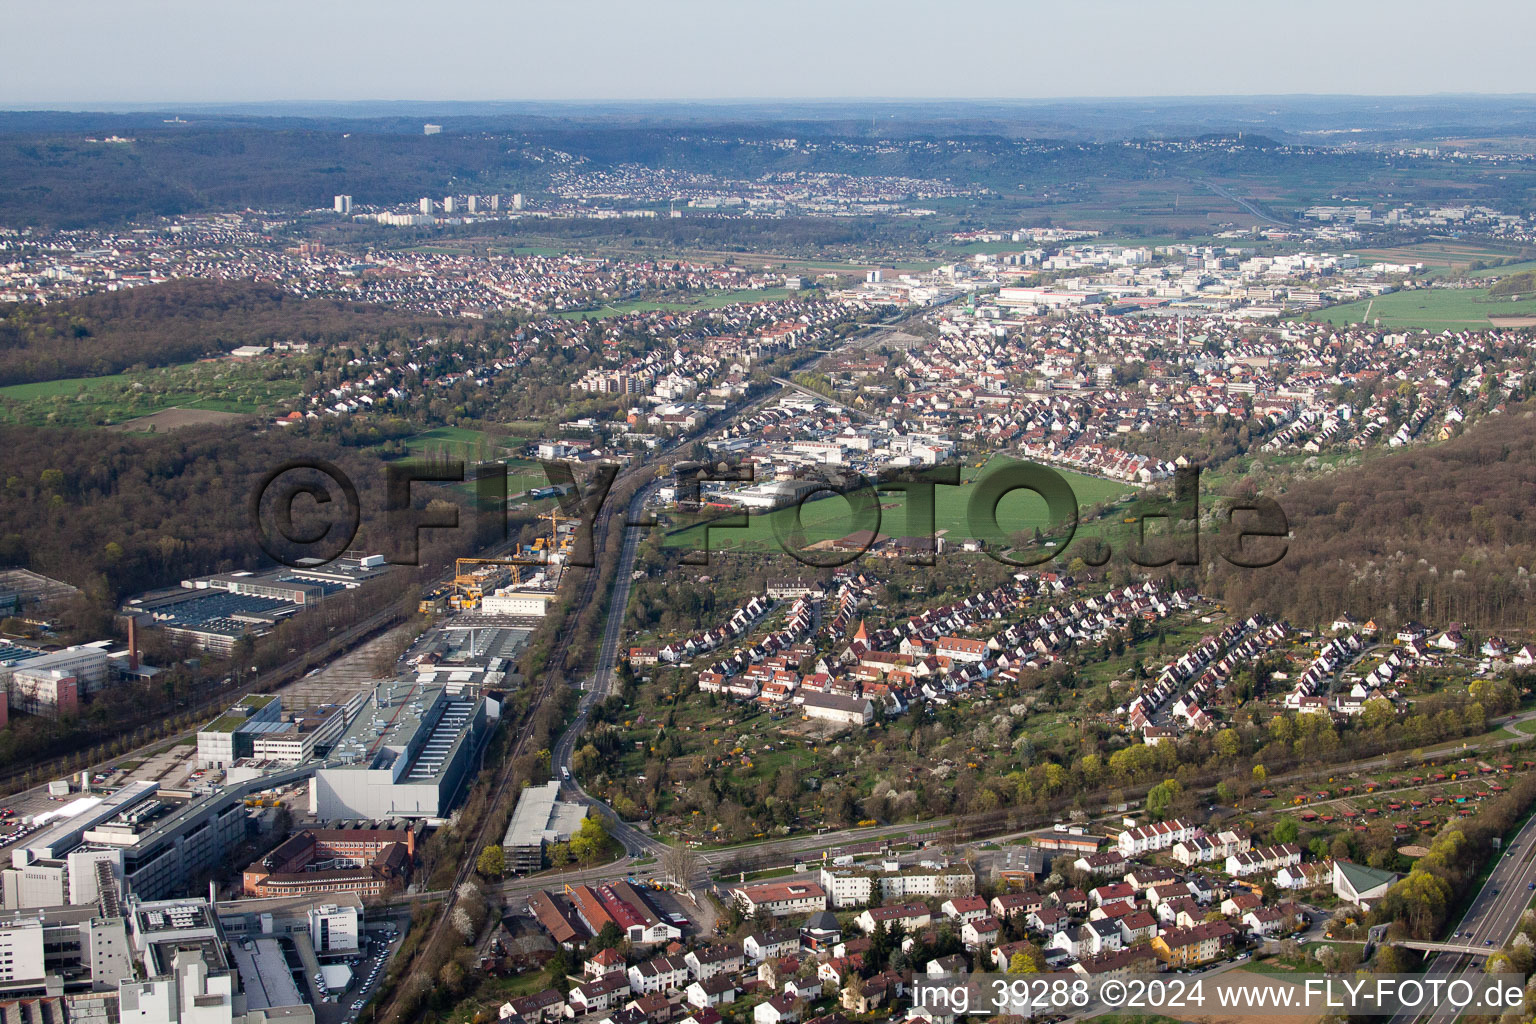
<box><xmin>818</xmin><ymin>865</ymin><xmax>975</xmax><ymax>909</ymax></box>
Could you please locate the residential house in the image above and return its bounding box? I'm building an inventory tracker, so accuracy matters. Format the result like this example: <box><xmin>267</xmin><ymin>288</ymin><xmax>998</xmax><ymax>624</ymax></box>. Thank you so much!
<box><xmin>1150</xmin><ymin>921</ymin><xmax>1236</xmax><ymax>967</ymax></box>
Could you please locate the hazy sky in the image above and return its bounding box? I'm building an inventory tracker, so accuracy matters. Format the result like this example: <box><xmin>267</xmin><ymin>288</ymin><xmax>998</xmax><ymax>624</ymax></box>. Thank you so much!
<box><xmin>4</xmin><ymin>0</ymin><xmax>1534</xmax><ymax>106</ymax></box>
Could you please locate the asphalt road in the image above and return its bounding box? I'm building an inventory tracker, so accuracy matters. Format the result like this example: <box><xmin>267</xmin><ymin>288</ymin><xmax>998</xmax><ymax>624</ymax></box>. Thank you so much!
<box><xmin>552</xmin><ymin>479</ymin><xmax>668</xmax><ymax>859</ymax></box>
<box><xmin>1388</xmin><ymin>809</ymin><xmax>1536</xmax><ymax>1024</ymax></box>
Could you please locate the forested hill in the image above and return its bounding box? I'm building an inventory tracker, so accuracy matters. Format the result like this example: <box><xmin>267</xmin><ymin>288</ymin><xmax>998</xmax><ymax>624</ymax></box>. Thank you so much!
<box><xmin>1210</xmin><ymin>402</ymin><xmax>1536</xmax><ymax>632</ymax></box>
<box><xmin>0</xmin><ymin>281</ymin><xmax>456</xmax><ymax>386</ymax></box>
<box><xmin>6</xmin><ymin>115</ymin><xmax>1536</xmax><ymax>228</ymax></box>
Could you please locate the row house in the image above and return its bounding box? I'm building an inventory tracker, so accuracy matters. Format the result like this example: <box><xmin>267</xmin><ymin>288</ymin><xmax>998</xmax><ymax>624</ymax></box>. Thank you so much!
<box><xmin>960</xmin><ymin>916</ymin><xmax>1001</xmax><ymax>948</ymax></box>
<box><xmin>990</xmin><ymin>892</ymin><xmax>1043</xmax><ymax>921</ymax></box>
<box><xmin>1171</xmin><ymin>827</ymin><xmax>1250</xmax><ymax>866</ymax></box>
<box><xmin>504</xmin><ymin>991</ymin><xmax>566</xmax><ymax>1024</ymax></box>
<box><xmin>1275</xmin><ymin>859</ymin><xmax>1333</xmax><ymax>891</ymax></box>
<box><xmin>1155</xmin><ymin>897</ymin><xmax>1206</xmax><ymax>930</ymax></box>
<box><xmin>1243</xmin><ymin>903</ymin><xmax>1307</xmax><ymax>938</ymax></box>
<box><xmin>1029</xmin><ymin>907</ymin><xmax>1069</xmax><ymax>936</ymax></box>
<box><xmin>1089</xmin><ymin>882</ymin><xmax>1137</xmax><ymax>911</ymax></box>
<box><xmin>685</xmin><ymin>978</ymin><xmax>737</xmax><ymax>1010</ymax></box>
<box><xmin>629</xmin><ymin>954</ymin><xmax>690</xmax><ymax>995</ymax></box>
<box><xmin>1117</xmin><ymin>818</ymin><xmax>1199</xmax><ymax>857</ymax></box>
<box><xmin>940</xmin><ymin>896</ymin><xmax>989</xmax><ymax>924</ymax></box>
<box><xmin>743</xmin><ymin>927</ymin><xmax>802</xmax><ymax>963</ymax></box>
<box><xmin>1226</xmin><ymin>843</ymin><xmax>1302</xmax><ymax>878</ymax></box>
<box><xmin>567</xmin><ymin>975</ymin><xmax>632</xmax><ymax>1016</ymax></box>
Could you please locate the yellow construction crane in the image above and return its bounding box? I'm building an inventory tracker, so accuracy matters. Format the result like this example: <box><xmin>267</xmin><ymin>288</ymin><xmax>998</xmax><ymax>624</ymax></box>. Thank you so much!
<box><xmin>448</xmin><ymin>507</ymin><xmax>571</xmax><ymax>610</ymax></box>
<box><xmin>452</xmin><ymin>556</ymin><xmax>530</xmax><ymax>607</ymax></box>
<box><xmin>540</xmin><ymin>507</ymin><xmax>575</xmax><ymax>554</ymax></box>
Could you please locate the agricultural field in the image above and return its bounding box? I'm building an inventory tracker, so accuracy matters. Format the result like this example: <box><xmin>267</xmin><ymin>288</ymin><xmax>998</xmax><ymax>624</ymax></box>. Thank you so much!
<box><xmin>1353</xmin><ymin>241</ymin><xmax>1526</xmax><ymax>277</ymax></box>
<box><xmin>1472</xmin><ymin>259</ymin><xmax>1536</xmax><ymax>279</ymax></box>
<box><xmin>1305</xmin><ymin>287</ymin><xmax>1536</xmax><ymax>329</ymax></box>
<box><xmin>663</xmin><ymin>456</ymin><xmax>1134</xmax><ymax>556</ymax></box>
<box><xmin>0</xmin><ymin>359</ymin><xmax>304</xmax><ymax>428</ymax></box>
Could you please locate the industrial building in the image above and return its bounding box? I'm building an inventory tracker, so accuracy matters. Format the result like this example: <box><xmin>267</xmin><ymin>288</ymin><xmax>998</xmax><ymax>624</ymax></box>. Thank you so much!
<box><xmin>501</xmin><ymin>781</ymin><xmax>587</xmax><ymax>874</ymax></box>
<box><xmin>242</xmin><ymin>826</ymin><xmax>415</xmax><ymax>898</ymax></box>
<box><xmin>196</xmin><ymin>695</ymin><xmax>283</xmax><ymax>768</ymax></box>
<box><xmin>21</xmin><ymin>768</ymin><xmax>321</xmax><ymax>903</ymax></box>
<box><xmin>5</xmin><ymin>646</ymin><xmax>110</xmax><ymax>717</ymax></box>
<box><xmin>0</xmin><ymin>902</ymin><xmax>134</xmax><ymax>994</ymax></box>
<box><xmin>214</xmin><ymin>890</ymin><xmax>365</xmax><ymax>953</ymax></box>
<box><xmin>411</xmin><ymin>625</ymin><xmax>528</xmax><ymax>694</ymax></box>
<box><xmin>196</xmin><ymin>694</ymin><xmax>354</xmax><ymax>770</ymax></box>
<box><xmin>479</xmin><ymin>585</ymin><xmax>558</xmax><ymax>617</ymax></box>
<box><xmin>0</xmin><ymin>885</ymin><xmax>330</xmax><ymax>1021</ymax></box>
<box><xmin>307</xmin><ymin>903</ymin><xmax>360</xmax><ymax>955</ymax></box>
<box><xmin>120</xmin><ymin>896</ymin><xmax>316</xmax><ymax>1024</ymax></box>
<box><xmin>0</xmin><ymin>568</ymin><xmax>79</xmax><ymax>616</ymax></box>
<box><xmin>1</xmin><ymin>846</ymin><xmax>124</xmax><ymax>910</ymax></box>
<box><xmin>310</xmin><ymin>683</ymin><xmax>489</xmax><ymax>821</ymax></box>
<box><xmin>124</xmin><ymin>554</ymin><xmax>389</xmax><ymax>655</ymax></box>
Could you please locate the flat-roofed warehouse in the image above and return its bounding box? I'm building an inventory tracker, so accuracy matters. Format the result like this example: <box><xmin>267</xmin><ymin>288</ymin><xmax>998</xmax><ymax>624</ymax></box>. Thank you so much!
<box><xmin>311</xmin><ymin>683</ymin><xmax>490</xmax><ymax>821</ymax></box>
<box><xmin>502</xmin><ymin>780</ymin><xmax>587</xmax><ymax>873</ymax></box>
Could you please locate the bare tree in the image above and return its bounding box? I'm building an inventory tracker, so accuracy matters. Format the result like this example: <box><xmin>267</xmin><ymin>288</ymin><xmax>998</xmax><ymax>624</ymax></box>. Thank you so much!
<box><xmin>662</xmin><ymin>845</ymin><xmax>702</xmax><ymax>888</ymax></box>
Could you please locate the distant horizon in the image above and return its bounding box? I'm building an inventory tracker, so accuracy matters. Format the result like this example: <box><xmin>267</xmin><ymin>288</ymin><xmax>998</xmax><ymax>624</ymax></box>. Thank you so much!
<box><xmin>6</xmin><ymin>0</ymin><xmax>1534</xmax><ymax>107</ymax></box>
<box><xmin>7</xmin><ymin>92</ymin><xmax>1536</xmax><ymax>113</ymax></box>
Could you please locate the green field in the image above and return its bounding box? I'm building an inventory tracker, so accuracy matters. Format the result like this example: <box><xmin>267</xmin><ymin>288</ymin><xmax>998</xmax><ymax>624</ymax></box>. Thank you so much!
<box><xmin>398</xmin><ymin>427</ymin><xmax>548</xmax><ymax>492</ymax></box>
<box><xmin>400</xmin><ymin>426</ymin><xmax>522</xmax><ymax>457</ymax></box>
<box><xmin>1472</xmin><ymin>259</ymin><xmax>1536</xmax><ymax>279</ymax></box>
<box><xmin>0</xmin><ymin>361</ymin><xmax>303</xmax><ymax>428</ymax></box>
<box><xmin>555</xmin><ymin>288</ymin><xmax>793</xmax><ymax>320</ymax></box>
<box><xmin>0</xmin><ymin>373</ymin><xmax>136</xmax><ymax>400</ymax></box>
<box><xmin>664</xmin><ymin>455</ymin><xmax>1134</xmax><ymax>555</ymax></box>
<box><xmin>1305</xmin><ymin>288</ymin><xmax>1536</xmax><ymax>329</ymax></box>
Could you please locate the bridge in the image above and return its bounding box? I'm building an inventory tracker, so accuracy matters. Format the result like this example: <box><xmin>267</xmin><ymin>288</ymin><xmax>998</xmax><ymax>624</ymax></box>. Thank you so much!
<box><xmin>769</xmin><ymin>377</ymin><xmax>877</xmax><ymax>420</ymax></box>
<box><xmin>1398</xmin><ymin>941</ymin><xmax>1495</xmax><ymax>957</ymax></box>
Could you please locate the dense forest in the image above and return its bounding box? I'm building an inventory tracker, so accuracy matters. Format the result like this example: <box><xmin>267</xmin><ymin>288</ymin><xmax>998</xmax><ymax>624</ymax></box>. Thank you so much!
<box><xmin>0</xmin><ymin>280</ymin><xmax>465</xmax><ymax>385</ymax></box>
<box><xmin>3</xmin><ymin>115</ymin><xmax>1535</xmax><ymax>227</ymax></box>
<box><xmin>0</xmin><ymin>423</ymin><xmax>397</xmax><ymax>600</ymax></box>
<box><xmin>1210</xmin><ymin>402</ymin><xmax>1536</xmax><ymax>631</ymax></box>
<box><xmin>0</xmin><ymin>126</ymin><xmax>550</xmax><ymax>228</ymax></box>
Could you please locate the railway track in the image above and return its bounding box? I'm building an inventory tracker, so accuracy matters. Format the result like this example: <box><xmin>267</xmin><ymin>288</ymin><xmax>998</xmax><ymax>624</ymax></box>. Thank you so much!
<box><xmin>377</xmin><ymin>468</ymin><xmax>635</xmax><ymax>1021</ymax></box>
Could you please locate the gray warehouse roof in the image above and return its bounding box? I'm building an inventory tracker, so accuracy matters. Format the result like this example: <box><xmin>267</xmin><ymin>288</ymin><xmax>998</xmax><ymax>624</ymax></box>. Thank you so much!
<box><xmin>502</xmin><ymin>780</ymin><xmax>587</xmax><ymax>849</ymax></box>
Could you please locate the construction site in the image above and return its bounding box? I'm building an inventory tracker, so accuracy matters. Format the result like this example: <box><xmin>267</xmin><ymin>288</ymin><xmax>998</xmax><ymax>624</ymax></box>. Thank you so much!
<box><xmin>420</xmin><ymin>507</ymin><xmax>577</xmax><ymax>617</ymax></box>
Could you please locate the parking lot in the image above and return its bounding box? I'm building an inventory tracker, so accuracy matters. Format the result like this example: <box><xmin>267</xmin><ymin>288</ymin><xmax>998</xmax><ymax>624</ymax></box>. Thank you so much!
<box><xmin>312</xmin><ymin>914</ymin><xmax>409</xmax><ymax>1024</ymax></box>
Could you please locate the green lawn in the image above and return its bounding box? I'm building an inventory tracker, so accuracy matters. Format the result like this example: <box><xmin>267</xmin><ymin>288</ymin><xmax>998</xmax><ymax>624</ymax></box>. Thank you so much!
<box><xmin>0</xmin><ymin>373</ymin><xmax>135</xmax><ymax>400</ymax></box>
<box><xmin>0</xmin><ymin>362</ymin><xmax>303</xmax><ymax>427</ymax></box>
<box><xmin>1305</xmin><ymin>288</ymin><xmax>1536</xmax><ymax>329</ymax></box>
<box><xmin>664</xmin><ymin>455</ymin><xmax>1134</xmax><ymax>555</ymax></box>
